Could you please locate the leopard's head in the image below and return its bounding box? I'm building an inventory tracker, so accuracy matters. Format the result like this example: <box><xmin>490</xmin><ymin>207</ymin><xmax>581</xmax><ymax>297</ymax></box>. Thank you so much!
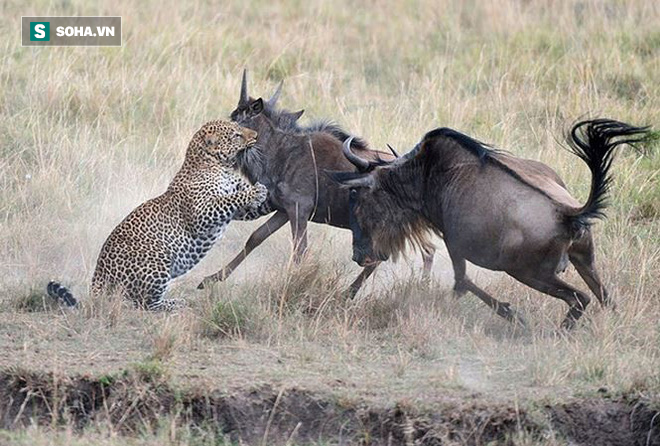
<box><xmin>188</xmin><ymin>120</ymin><xmax>257</xmax><ymax>165</ymax></box>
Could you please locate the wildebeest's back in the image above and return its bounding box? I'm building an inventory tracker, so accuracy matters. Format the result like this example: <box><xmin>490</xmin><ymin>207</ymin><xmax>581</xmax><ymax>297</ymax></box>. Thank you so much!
<box><xmin>490</xmin><ymin>152</ymin><xmax>581</xmax><ymax>210</ymax></box>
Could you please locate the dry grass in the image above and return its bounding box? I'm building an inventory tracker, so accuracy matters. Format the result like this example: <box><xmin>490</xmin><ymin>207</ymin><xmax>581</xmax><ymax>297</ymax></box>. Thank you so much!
<box><xmin>1</xmin><ymin>0</ymin><xmax>659</xmax><ymax>444</ymax></box>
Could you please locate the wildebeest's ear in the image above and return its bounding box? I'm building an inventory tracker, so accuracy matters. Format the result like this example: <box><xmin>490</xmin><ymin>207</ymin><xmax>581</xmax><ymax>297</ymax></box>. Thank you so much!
<box><xmin>288</xmin><ymin>109</ymin><xmax>305</xmax><ymax>121</ymax></box>
<box><xmin>250</xmin><ymin>98</ymin><xmax>264</xmax><ymax>114</ymax></box>
<box><xmin>324</xmin><ymin>170</ymin><xmax>375</xmax><ymax>189</ymax></box>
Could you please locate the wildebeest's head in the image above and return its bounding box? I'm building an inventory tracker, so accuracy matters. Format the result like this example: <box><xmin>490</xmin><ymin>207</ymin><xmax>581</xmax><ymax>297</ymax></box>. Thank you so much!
<box><xmin>230</xmin><ymin>69</ymin><xmax>305</xmax><ymax>130</ymax></box>
<box><xmin>333</xmin><ymin>172</ymin><xmax>384</xmax><ymax>266</ymax></box>
<box><xmin>328</xmin><ymin>138</ymin><xmax>435</xmax><ymax>267</ymax></box>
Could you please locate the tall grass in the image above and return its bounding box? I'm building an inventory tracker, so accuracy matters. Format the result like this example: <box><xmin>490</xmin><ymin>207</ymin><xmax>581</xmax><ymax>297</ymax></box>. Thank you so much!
<box><xmin>0</xmin><ymin>0</ymin><xmax>659</xmax><ymax>443</ymax></box>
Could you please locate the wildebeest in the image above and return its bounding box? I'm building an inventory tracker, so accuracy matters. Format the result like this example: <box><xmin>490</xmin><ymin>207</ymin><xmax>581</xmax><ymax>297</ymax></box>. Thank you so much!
<box><xmin>329</xmin><ymin>119</ymin><xmax>650</xmax><ymax>328</ymax></box>
<box><xmin>197</xmin><ymin>71</ymin><xmax>434</xmax><ymax>294</ymax></box>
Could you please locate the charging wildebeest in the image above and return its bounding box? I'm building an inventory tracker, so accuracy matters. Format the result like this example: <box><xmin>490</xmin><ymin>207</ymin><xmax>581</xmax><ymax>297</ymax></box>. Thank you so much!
<box><xmin>329</xmin><ymin>119</ymin><xmax>650</xmax><ymax>328</ymax></box>
<box><xmin>197</xmin><ymin>71</ymin><xmax>434</xmax><ymax>295</ymax></box>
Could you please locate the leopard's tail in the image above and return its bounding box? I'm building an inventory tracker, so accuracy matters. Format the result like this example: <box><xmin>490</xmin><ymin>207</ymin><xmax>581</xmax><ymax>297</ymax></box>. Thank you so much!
<box><xmin>46</xmin><ymin>281</ymin><xmax>78</xmax><ymax>307</ymax></box>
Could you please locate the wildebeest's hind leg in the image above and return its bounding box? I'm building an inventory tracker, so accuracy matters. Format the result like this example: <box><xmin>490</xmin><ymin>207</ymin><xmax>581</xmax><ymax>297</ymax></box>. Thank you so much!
<box><xmin>508</xmin><ymin>272</ymin><xmax>591</xmax><ymax>330</ymax></box>
<box><xmin>568</xmin><ymin>234</ymin><xmax>611</xmax><ymax>308</ymax></box>
<box><xmin>197</xmin><ymin>211</ymin><xmax>289</xmax><ymax>289</ymax></box>
<box><xmin>449</xmin><ymin>252</ymin><xmax>525</xmax><ymax>326</ymax></box>
<box><xmin>422</xmin><ymin>247</ymin><xmax>435</xmax><ymax>280</ymax></box>
<box><xmin>347</xmin><ymin>263</ymin><xmax>379</xmax><ymax>299</ymax></box>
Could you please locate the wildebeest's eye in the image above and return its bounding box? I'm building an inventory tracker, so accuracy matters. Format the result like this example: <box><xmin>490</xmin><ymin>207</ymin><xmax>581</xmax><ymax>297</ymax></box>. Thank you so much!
<box><xmin>349</xmin><ymin>189</ymin><xmax>358</xmax><ymax>198</ymax></box>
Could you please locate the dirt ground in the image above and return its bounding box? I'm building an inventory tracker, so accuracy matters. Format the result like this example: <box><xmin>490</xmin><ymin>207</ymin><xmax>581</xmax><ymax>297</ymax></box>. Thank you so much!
<box><xmin>1</xmin><ymin>310</ymin><xmax>659</xmax><ymax>445</ymax></box>
<box><xmin>1</xmin><ymin>366</ymin><xmax>659</xmax><ymax>445</ymax></box>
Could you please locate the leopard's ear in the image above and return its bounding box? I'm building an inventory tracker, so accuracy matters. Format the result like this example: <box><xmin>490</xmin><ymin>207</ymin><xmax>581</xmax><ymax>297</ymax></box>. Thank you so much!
<box><xmin>203</xmin><ymin>135</ymin><xmax>216</xmax><ymax>147</ymax></box>
<box><xmin>200</xmin><ymin>133</ymin><xmax>223</xmax><ymax>157</ymax></box>
<box><xmin>202</xmin><ymin>136</ymin><xmax>221</xmax><ymax>158</ymax></box>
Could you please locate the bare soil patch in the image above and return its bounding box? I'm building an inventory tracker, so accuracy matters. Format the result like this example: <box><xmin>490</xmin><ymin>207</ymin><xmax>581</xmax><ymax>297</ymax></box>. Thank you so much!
<box><xmin>1</xmin><ymin>368</ymin><xmax>659</xmax><ymax>445</ymax></box>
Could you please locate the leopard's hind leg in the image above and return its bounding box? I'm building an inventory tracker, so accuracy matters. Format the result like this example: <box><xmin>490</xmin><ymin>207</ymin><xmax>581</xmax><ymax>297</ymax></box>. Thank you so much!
<box><xmin>133</xmin><ymin>274</ymin><xmax>185</xmax><ymax>312</ymax></box>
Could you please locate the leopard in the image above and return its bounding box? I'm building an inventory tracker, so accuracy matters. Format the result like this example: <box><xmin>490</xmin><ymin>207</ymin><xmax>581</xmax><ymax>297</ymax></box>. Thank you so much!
<box><xmin>47</xmin><ymin>119</ymin><xmax>269</xmax><ymax>311</ymax></box>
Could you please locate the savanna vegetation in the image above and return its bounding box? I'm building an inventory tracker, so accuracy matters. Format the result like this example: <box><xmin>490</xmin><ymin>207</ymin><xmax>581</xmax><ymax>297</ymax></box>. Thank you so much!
<box><xmin>1</xmin><ymin>0</ymin><xmax>659</xmax><ymax>444</ymax></box>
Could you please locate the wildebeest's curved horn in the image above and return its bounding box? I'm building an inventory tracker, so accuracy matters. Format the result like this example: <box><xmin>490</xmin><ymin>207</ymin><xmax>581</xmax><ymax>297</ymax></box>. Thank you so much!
<box><xmin>342</xmin><ymin>136</ymin><xmax>371</xmax><ymax>170</ymax></box>
<box><xmin>386</xmin><ymin>144</ymin><xmax>400</xmax><ymax>158</ymax></box>
<box><xmin>239</xmin><ymin>69</ymin><xmax>248</xmax><ymax>105</ymax></box>
<box><xmin>268</xmin><ymin>81</ymin><xmax>283</xmax><ymax>107</ymax></box>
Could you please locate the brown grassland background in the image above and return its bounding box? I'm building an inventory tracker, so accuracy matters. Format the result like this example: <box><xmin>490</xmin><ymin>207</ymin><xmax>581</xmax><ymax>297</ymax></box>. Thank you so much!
<box><xmin>0</xmin><ymin>0</ymin><xmax>659</xmax><ymax>444</ymax></box>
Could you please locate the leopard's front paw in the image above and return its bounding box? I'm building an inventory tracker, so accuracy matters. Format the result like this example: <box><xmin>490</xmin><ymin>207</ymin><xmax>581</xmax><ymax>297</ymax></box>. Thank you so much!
<box><xmin>251</xmin><ymin>182</ymin><xmax>268</xmax><ymax>208</ymax></box>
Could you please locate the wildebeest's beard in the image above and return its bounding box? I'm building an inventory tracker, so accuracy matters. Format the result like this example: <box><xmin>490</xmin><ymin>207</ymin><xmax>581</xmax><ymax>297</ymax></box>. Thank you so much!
<box><xmin>235</xmin><ymin>143</ymin><xmax>265</xmax><ymax>184</ymax></box>
<box><xmin>330</xmin><ymin>136</ymin><xmax>437</xmax><ymax>266</ymax></box>
<box><xmin>352</xmin><ymin>178</ymin><xmax>436</xmax><ymax>266</ymax></box>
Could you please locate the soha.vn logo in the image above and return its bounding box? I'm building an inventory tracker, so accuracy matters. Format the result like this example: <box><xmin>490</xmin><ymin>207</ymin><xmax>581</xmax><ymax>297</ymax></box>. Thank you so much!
<box><xmin>23</xmin><ymin>17</ymin><xmax>121</xmax><ymax>47</ymax></box>
<box><xmin>30</xmin><ymin>21</ymin><xmax>116</xmax><ymax>40</ymax></box>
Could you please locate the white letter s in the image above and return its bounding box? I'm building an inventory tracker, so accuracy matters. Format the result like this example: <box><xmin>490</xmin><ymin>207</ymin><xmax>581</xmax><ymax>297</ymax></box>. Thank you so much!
<box><xmin>34</xmin><ymin>24</ymin><xmax>45</xmax><ymax>39</ymax></box>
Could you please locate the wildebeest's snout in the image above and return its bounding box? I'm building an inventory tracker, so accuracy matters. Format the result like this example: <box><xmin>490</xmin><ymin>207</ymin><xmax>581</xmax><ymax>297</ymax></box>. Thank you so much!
<box><xmin>352</xmin><ymin>249</ymin><xmax>388</xmax><ymax>267</ymax></box>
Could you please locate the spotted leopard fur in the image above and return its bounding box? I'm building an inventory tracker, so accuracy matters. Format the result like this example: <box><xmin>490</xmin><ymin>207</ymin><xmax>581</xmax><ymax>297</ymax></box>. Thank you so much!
<box><xmin>47</xmin><ymin>120</ymin><xmax>268</xmax><ymax>311</ymax></box>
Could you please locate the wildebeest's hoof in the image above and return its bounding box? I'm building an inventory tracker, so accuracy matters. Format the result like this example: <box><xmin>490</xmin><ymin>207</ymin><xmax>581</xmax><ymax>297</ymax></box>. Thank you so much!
<box><xmin>560</xmin><ymin>317</ymin><xmax>577</xmax><ymax>331</ymax></box>
<box><xmin>603</xmin><ymin>299</ymin><xmax>617</xmax><ymax>311</ymax></box>
<box><xmin>345</xmin><ymin>286</ymin><xmax>359</xmax><ymax>300</ymax></box>
<box><xmin>197</xmin><ymin>274</ymin><xmax>224</xmax><ymax>290</ymax></box>
<box><xmin>497</xmin><ymin>302</ymin><xmax>526</xmax><ymax>327</ymax></box>
<box><xmin>511</xmin><ymin>310</ymin><xmax>527</xmax><ymax>328</ymax></box>
<box><xmin>496</xmin><ymin>301</ymin><xmax>511</xmax><ymax>316</ymax></box>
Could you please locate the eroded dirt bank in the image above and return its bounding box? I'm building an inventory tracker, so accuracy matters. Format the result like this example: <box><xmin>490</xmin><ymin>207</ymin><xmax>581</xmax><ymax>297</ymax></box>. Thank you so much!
<box><xmin>1</xmin><ymin>369</ymin><xmax>659</xmax><ymax>445</ymax></box>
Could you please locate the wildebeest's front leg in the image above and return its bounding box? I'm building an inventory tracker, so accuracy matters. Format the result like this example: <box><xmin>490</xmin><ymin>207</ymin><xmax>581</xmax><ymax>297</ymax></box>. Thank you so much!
<box><xmin>347</xmin><ymin>263</ymin><xmax>379</xmax><ymax>299</ymax></box>
<box><xmin>450</xmin><ymin>251</ymin><xmax>525</xmax><ymax>326</ymax></box>
<box><xmin>197</xmin><ymin>211</ymin><xmax>289</xmax><ymax>289</ymax></box>
<box><xmin>285</xmin><ymin>203</ymin><xmax>311</xmax><ymax>263</ymax></box>
<box><xmin>348</xmin><ymin>248</ymin><xmax>433</xmax><ymax>299</ymax></box>
<box><xmin>291</xmin><ymin>217</ymin><xmax>308</xmax><ymax>262</ymax></box>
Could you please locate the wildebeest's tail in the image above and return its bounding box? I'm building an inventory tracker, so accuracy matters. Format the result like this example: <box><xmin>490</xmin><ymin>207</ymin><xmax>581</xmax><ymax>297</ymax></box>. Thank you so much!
<box><xmin>46</xmin><ymin>281</ymin><xmax>78</xmax><ymax>307</ymax></box>
<box><xmin>566</xmin><ymin>118</ymin><xmax>649</xmax><ymax>233</ymax></box>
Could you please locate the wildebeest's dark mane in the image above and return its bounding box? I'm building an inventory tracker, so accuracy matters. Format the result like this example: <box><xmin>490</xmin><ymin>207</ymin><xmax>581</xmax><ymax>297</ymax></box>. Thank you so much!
<box><xmin>303</xmin><ymin>119</ymin><xmax>369</xmax><ymax>151</ymax></box>
<box><xmin>423</xmin><ymin>127</ymin><xmax>499</xmax><ymax>163</ymax></box>
<box><xmin>260</xmin><ymin>103</ymin><xmax>371</xmax><ymax>150</ymax></box>
<box><xmin>257</xmin><ymin>102</ymin><xmax>303</xmax><ymax>133</ymax></box>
